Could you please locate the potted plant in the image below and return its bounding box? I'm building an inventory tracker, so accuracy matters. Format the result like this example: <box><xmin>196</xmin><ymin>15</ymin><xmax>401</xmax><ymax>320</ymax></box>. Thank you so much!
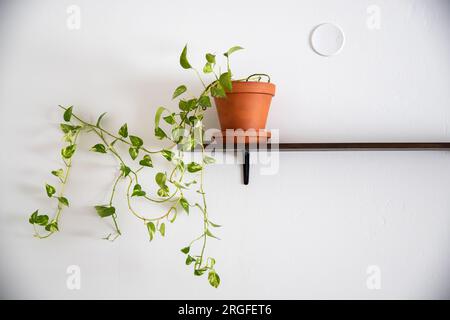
<box><xmin>214</xmin><ymin>74</ymin><xmax>275</xmax><ymax>133</ymax></box>
<box><xmin>27</xmin><ymin>45</ymin><xmax>273</xmax><ymax>288</ymax></box>
<box><xmin>204</xmin><ymin>46</ymin><xmax>276</xmax><ymax>142</ymax></box>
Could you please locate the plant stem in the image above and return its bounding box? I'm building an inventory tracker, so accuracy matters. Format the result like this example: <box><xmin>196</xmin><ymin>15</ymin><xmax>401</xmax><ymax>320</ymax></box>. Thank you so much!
<box><xmin>34</xmin><ymin>130</ymin><xmax>81</xmax><ymax>239</ymax></box>
<box><xmin>125</xmin><ymin>176</ymin><xmax>180</xmax><ymax>222</ymax></box>
<box><xmin>112</xmin><ymin>215</ymin><xmax>121</xmax><ymax>236</ymax></box>
<box><xmin>58</xmin><ymin>105</ymin><xmax>173</xmax><ymax>155</ymax></box>
<box><xmin>197</xmin><ymin>130</ymin><xmax>209</xmax><ymax>268</ymax></box>
<box><xmin>109</xmin><ymin>174</ymin><xmax>121</xmax><ymax>206</ymax></box>
<box><xmin>193</xmin><ymin>68</ymin><xmax>207</xmax><ymax>89</ymax></box>
<box><xmin>109</xmin><ymin>174</ymin><xmax>122</xmax><ymax>236</ymax></box>
<box><xmin>55</xmin><ymin>130</ymin><xmax>80</xmax><ymax>222</ymax></box>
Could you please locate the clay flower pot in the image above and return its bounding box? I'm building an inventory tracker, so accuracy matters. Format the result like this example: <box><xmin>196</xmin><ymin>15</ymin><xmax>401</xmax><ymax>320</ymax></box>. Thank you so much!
<box><xmin>214</xmin><ymin>81</ymin><xmax>276</xmax><ymax>132</ymax></box>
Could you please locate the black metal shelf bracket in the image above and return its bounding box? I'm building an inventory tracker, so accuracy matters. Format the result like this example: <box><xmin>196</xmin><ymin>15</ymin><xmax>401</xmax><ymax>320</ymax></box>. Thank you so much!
<box><xmin>243</xmin><ymin>145</ymin><xmax>250</xmax><ymax>185</ymax></box>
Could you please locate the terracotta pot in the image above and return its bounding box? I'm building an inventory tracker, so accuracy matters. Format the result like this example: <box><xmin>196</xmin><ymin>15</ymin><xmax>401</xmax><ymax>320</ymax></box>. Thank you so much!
<box><xmin>214</xmin><ymin>81</ymin><xmax>276</xmax><ymax>131</ymax></box>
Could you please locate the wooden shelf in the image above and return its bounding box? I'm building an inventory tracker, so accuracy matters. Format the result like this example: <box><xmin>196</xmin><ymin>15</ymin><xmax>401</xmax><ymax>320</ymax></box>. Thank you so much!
<box><xmin>202</xmin><ymin>142</ymin><xmax>450</xmax><ymax>185</ymax></box>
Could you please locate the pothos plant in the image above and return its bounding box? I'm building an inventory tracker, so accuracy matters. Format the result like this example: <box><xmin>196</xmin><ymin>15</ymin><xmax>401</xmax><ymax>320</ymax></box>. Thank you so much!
<box><xmin>28</xmin><ymin>45</ymin><xmax>254</xmax><ymax>288</ymax></box>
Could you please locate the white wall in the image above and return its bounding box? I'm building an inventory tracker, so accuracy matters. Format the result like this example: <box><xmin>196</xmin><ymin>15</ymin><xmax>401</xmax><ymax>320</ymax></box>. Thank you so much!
<box><xmin>1</xmin><ymin>0</ymin><xmax>450</xmax><ymax>299</ymax></box>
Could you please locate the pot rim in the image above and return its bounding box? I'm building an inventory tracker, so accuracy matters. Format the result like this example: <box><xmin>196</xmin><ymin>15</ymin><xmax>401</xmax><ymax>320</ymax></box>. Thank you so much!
<box><xmin>224</xmin><ymin>81</ymin><xmax>276</xmax><ymax>96</ymax></box>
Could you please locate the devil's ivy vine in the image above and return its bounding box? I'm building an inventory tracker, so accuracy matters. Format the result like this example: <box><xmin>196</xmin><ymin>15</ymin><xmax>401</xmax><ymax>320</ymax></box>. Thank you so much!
<box><xmin>28</xmin><ymin>45</ymin><xmax>261</xmax><ymax>289</ymax></box>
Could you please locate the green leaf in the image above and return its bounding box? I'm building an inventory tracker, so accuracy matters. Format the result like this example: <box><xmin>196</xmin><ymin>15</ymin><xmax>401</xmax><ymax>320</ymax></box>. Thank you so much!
<box><xmin>95</xmin><ymin>205</ymin><xmax>116</xmax><ymax>218</ymax></box>
<box><xmin>208</xmin><ymin>271</ymin><xmax>220</xmax><ymax>288</ymax></box>
<box><xmin>132</xmin><ymin>184</ymin><xmax>146</xmax><ymax>197</ymax></box>
<box><xmin>203</xmin><ymin>62</ymin><xmax>213</xmax><ymax>74</ymax></box>
<box><xmin>61</xmin><ymin>144</ymin><xmax>76</xmax><ymax>159</ymax></box>
<box><xmin>63</xmin><ymin>106</ymin><xmax>73</xmax><ymax>122</ymax></box>
<box><xmin>219</xmin><ymin>72</ymin><xmax>232</xmax><ymax>92</ymax></box>
<box><xmin>179</xmin><ymin>44</ymin><xmax>192</xmax><ymax>69</ymax></box>
<box><xmin>194</xmin><ymin>268</ymin><xmax>207</xmax><ymax>276</ymax></box>
<box><xmin>139</xmin><ymin>155</ymin><xmax>153</xmax><ymax>167</ymax></box>
<box><xmin>189</xmin><ymin>116</ymin><xmax>200</xmax><ymax>127</ymax></box>
<box><xmin>208</xmin><ymin>220</ymin><xmax>222</xmax><ymax>228</ymax></box>
<box><xmin>181</xmin><ymin>246</ymin><xmax>190</xmax><ymax>254</ymax></box>
<box><xmin>169</xmin><ymin>210</ymin><xmax>177</xmax><ymax>223</ymax></box>
<box><xmin>60</xmin><ymin>124</ymin><xmax>81</xmax><ymax>134</ymax></box>
<box><xmin>45</xmin><ymin>184</ymin><xmax>56</xmax><ymax>197</ymax></box>
<box><xmin>208</xmin><ymin>257</ymin><xmax>216</xmax><ymax>268</ymax></box>
<box><xmin>62</xmin><ymin>131</ymin><xmax>75</xmax><ymax>144</ymax></box>
<box><xmin>154</xmin><ymin>127</ymin><xmax>167</xmax><ymax>140</ymax></box>
<box><xmin>157</xmin><ymin>186</ymin><xmax>170</xmax><ymax>197</ymax></box>
<box><xmin>147</xmin><ymin>222</ymin><xmax>156</xmax><ymax>241</ymax></box>
<box><xmin>155</xmin><ymin>106</ymin><xmax>169</xmax><ymax>127</ymax></box>
<box><xmin>29</xmin><ymin>210</ymin><xmax>38</xmax><ymax>224</ymax></box>
<box><xmin>90</xmin><ymin>143</ymin><xmax>107</xmax><ymax>153</ymax></box>
<box><xmin>155</xmin><ymin>172</ymin><xmax>167</xmax><ymax>187</ymax></box>
<box><xmin>129</xmin><ymin>147</ymin><xmax>139</xmax><ymax>160</ymax></box>
<box><xmin>180</xmin><ymin>197</ymin><xmax>189</xmax><ymax>214</ymax></box>
<box><xmin>159</xmin><ymin>223</ymin><xmax>165</xmax><ymax>237</ymax></box>
<box><xmin>187</xmin><ymin>98</ymin><xmax>198</xmax><ymax>111</ymax></box>
<box><xmin>206</xmin><ymin>53</ymin><xmax>216</xmax><ymax>64</ymax></box>
<box><xmin>29</xmin><ymin>210</ymin><xmax>49</xmax><ymax>226</ymax></box>
<box><xmin>206</xmin><ymin>229</ymin><xmax>220</xmax><ymax>240</ymax></box>
<box><xmin>45</xmin><ymin>221</ymin><xmax>59</xmax><ymax>232</ymax></box>
<box><xmin>187</xmin><ymin>162</ymin><xmax>202</xmax><ymax>173</ymax></box>
<box><xmin>211</xmin><ymin>83</ymin><xmax>226</xmax><ymax>98</ymax></box>
<box><xmin>178</xmin><ymin>100</ymin><xmax>189</xmax><ymax>112</ymax></box>
<box><xmin>224</xmin><ymin>45</ymin><xmax>244</xmax><ymax>57</ymax></box>
<box><xmin>129</xmin><ymin>135</ymin><xmax>143</xmax><ymax>147</ymax></box>
<box><xmin>198</xmin><ymin>95</ymin><xmax>212</xmax><ymax>109</ymax></box>
<box><xmin>177</xmin><ymin>160</ymin><xmax>185</xmax><ymax>173</ymax></box>
<box><xmin>96</xmin><ymin>112</ymin><xmax>107</xmax><ymax>127</ymax></box>
<box><xmin>58</xmin><ymin>197</ymin><xmax>69</xmax><ymax>207</ymax></box>
<box><xmin>51</xmin><ymin>169</ymin><xmax>64</xmax><ymax>179</ymax></box>
<box><xmin>185</xmin><ymin>255</ymin><xmax>195</xmax><ymax>265</ymax></box>
<box><xmin>118</xmin><ymin>123</ymin><xmax>128</xmax><ymax>138</ymax></box>
<box><xmin>203</xmin><ymin>155</ymin><xmax>215</xmax><ymax>164</ymax></box>
<box><xmin>120</xmin><ymin>164</ymin><xmax>131</xmax><ymax>177</ymax></box>
<box><xmin>172</xmin><ymin>85</ymin><xmax>187</xmax><ymax>99</ymax></box>
<box><xmin>163</xmin><ymin>114</ymin><xmax>176</xmax><ymax>125</ymax></box>
<box><xmin>35</xmin><ymin>214</ymin><xmax>49</xmax><ymax>226</ymax></box>
<box><xmin>132</xmin><ymin>191</ymin><xmax>146</xmax><ymax>197</ymax></box>
<box><xmin>161</xmin><ymin>149</ymin><xmax>174</xmax><ymax>161</ymax></box>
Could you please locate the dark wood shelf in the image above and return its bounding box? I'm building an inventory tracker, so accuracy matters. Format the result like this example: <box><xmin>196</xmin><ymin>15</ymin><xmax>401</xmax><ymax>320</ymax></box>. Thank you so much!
<box><xmin>275</xmin><ymin>142</ymin><xmax>450</xmax><ymax>150</ymax></box>
<box><xmin>206</xmin><ymin>142</ymin><xmax>450</xmax><ymax>151</ymax></box>
<box><xmin>202</xmin><ymin>142</ymin><xmax>450</xmax><ymax>185</ymax></box>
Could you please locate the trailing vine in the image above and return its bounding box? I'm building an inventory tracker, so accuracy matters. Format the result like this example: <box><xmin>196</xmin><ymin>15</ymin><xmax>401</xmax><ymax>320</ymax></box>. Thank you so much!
<box><xmin>28</xmin><ymin>45</ymin><xmax>261</xmax><ymax>288</ymax></box>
